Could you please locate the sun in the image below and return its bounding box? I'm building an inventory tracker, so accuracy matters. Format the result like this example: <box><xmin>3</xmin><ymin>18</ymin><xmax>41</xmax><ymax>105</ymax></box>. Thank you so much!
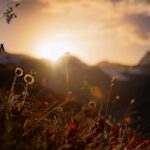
<box><xmin>34</xmin><ymin>39</ymin><xmax>76</xmax><ymax>62</ymax></box>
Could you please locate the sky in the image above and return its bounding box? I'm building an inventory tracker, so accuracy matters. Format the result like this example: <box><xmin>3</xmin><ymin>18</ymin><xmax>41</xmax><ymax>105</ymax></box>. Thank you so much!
<box><xmin>0</xmin><ymin>0</ymin><xmax>150</xmax><ymax>65</ymax></box>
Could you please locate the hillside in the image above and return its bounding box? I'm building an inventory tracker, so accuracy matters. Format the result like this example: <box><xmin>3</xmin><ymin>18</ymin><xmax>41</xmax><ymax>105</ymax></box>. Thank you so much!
<box><xmin>0</xmin><ymin>52</ymin><xmax>150</xmax><ymax>149</ymax></box>
<box><xmin>0</xmin><ymin>52</ymin><xmax>150</xmax><ymax>133</ymax></box>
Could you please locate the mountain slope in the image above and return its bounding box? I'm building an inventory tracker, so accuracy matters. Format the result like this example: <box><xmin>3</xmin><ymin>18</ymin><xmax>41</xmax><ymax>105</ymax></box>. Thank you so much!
<box><xmin>0</xmin><ymin>54</ymin><xmax>110</xmax><ymax>100</ymax></box>
<box><xmin>139</xmin><ymin>51</ymin><xmax>150</xmax><ymax>66</ymax></box>
<box><xmin>1</xmin><ymin>52</ymin><xmax>150</xmax><ymax>126</ymax></box>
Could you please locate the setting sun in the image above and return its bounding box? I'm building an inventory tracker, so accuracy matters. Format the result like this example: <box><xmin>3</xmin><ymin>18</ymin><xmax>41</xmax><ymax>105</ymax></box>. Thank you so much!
<box><xmin>34</xmin><ymin>38</ymin><xmax>77</xmax><ymax>61</ymax></box>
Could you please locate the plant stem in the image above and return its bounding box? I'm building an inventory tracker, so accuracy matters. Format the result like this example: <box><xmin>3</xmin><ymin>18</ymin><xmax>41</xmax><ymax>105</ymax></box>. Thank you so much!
<box><xmin>8</xmin><ymin>74</ymin><xmax>17</xmax><ymax>105</ymax></box>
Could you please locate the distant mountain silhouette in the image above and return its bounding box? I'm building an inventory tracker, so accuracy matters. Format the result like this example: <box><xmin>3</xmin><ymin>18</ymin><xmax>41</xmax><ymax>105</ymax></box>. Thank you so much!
<box><xmin>139</xmin><ymin>51</ymin><xmax>150</xmax><ymax>66</ymax></box>
<box><xmin>96</xmin><ymin>61</ymin><xmax>130</xmax><ymax>81</ymax></box>
<box><xmin>0</xmin><ymin>54</ymin><xmax>110</xmax><ymax>99</ymax></box>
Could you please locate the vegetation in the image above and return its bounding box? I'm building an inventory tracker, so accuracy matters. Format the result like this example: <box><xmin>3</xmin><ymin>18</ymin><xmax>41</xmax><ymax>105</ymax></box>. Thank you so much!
<box><xmin>0</xmin><ymin>67</ymin><xmax>150</xmax><ymax>150</ymax></box>
<box><xmin>0</xmin><ymin>1</ymin><xmax>20</xmax><ymax>24</ymax></box>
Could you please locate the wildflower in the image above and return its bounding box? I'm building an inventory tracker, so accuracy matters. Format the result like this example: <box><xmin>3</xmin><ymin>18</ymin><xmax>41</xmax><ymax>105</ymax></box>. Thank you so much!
<box><xmin>24</xmin><ymin>74</ymin><xmax>34</xmax><ymax>85</ymax></box>
<box><xmin>67</xmin><ymin>123</ymin><xmax>77</xmax><ymax>132</ymax></box>
<box><xmin>111</xmin><ymin>76</ymin><xmax>118</xmax><ymax>87</ymax></box>
<box><xmin>90</xmin><ymin>86</ymin><xmax>102</xmax><ymax>98</ymax></box>
<box><xmin>82</xmin><ymin>80</ymin><xmax>88</xmax><ymax>86</ymax></box>
<box><xmin>88</xmin><ymin>101</ymin><xmax>96</xmax><ymax>108</ymax></box>
<box><xmin>15</xmin><ymin>67</ymin><xmax>23</xmax><ymax>77</ymax></box>
<box><xmin>8</xmin><ymin>67</ymin><xmax>23</xmax><ymax>106</ymax></box>
<box><xmin>57</xmin><ymin>106</ymin><xmax>63</xmax><ymax>112</ymax></box>
<box><xmin>111</xmin><ymin>76</ymin><xmax>118</xmax><ymax>83</ymax></box>
<box><xmin>81</xmin><ymin>80</ymin><xmax>88</xmax><ymax>90</ymax></box>
<box><xmin>130</xmin><ymin>99</ymin><xmax>135</xmax><ymax>105</ymax></box>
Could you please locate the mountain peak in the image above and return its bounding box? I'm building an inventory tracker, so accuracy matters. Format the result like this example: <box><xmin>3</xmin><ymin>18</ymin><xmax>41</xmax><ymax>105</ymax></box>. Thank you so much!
<box><xmin>57</xmin><ymin>54</ymin><xmax>87</xmax><ymax>67</ymax></box>
<box><xmin>139</xmin><ymin>51</ymin><xmax>150</xmax><ymax>66</ymax></box>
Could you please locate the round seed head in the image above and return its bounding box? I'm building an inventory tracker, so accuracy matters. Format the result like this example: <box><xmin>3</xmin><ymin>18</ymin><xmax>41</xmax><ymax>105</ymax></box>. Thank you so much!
<box><xmin>15</xmin><ymin>67</ymin><xmax>23</xmax><ymax>77</ymax></box>
<box><xmin>24</xmin><ymin>74</ymin><xmax>34</xmax><ymax>85</ymax></box>
<box><xmin>82</xmin><ymin>80</ymin><xmax>88</xmax><ymax>86</ymax></box>
<box><xmin>57</xmin><ymin>106</ymin><xmax>63</xmax><ymax>112</ymax></box>
<box><xmin>88</xmin><ymin>101</ymin><xmax>96</xmax><ymax>108</ymax></box>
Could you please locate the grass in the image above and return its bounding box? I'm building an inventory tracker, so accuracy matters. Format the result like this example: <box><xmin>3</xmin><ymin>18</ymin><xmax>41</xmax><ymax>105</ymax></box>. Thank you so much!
<box><xmin>0</xmin><ymin>68</ymin><xmax>150</xmax><ymax>150</ymax></box>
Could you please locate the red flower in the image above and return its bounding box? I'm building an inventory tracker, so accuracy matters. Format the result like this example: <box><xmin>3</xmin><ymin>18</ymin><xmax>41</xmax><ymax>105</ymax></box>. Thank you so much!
<box><xmin>67</xmin><ymin>123</ymin><xmax>77</xmax><ymax>132</ymax></box>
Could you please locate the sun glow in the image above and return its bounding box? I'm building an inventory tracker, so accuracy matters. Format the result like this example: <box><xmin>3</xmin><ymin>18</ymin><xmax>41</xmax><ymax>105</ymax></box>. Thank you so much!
<box><xmin>35</xmin><ymin>38</ymin><xmax>77</xmax><ymax>62</ymax></box>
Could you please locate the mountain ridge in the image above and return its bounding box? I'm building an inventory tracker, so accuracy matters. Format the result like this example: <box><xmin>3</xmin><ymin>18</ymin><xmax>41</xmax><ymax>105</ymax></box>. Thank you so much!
<box><xmin>139</xmin><ymin>51</ymin><xmax>150</xmax><ymax>66</ymax></box>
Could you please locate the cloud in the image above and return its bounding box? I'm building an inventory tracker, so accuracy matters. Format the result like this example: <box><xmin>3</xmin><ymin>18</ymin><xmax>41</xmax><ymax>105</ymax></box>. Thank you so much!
<box><xmin>26</xmin><ymin>0</ymin><xmax>150</xmax><ymax>45</ymax></box>
<box><xmin>123</xmin><ymin>13</ymin><xmax>150</xmax><ymax>42</ymax></box>
<box><xmin>2</xmin><ymin>0</ymin><xmax>150</xmax><ymax>65</ymax></box>
<box><xmin>13</xmin><ymin>0</ymin><xmax>150</xmax><ymax>44</ymax></box>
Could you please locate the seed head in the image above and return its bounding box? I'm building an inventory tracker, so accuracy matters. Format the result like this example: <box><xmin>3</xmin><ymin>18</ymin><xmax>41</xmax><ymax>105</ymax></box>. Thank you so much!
<box><xmin>88</xmin><ymin>101</ymin><xmax>96</xmax><ymax>108</ymax></box>
<box><xmin>130</xmin><ymin>99</ymin><xmax>135</xmax><ymax>105</ymax></box>
<box><xmin>111</xmin><ymin>76</ymin><xmax>118</xmax><ymax>83</ymax></box>
<box><xmin>24</xmin><ymin>74</ymin><xmax>34</xmax><ymax>85</ymax></box>
<box><xmin>57</xmin><ymin>106</ymin><xmax>63</xmax><ymax>112</ymax></box>
<box><xmin>116</xmin><ymin>96</ymin><xmax>120</xmax><ymax>100</ymax></box>
<box><xmin>15</xmin><ymin>67</ymin><xmax>23</xmax><ymax>77</ymax></box>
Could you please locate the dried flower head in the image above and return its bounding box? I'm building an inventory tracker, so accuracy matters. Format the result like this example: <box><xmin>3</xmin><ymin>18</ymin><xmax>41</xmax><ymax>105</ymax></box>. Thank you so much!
<box><xmin>88</xmin><ymin>101</ymin><xmax>96</xmax><ymax>108</ymax></box>
<box><xmin>111</xmin><ymin>76</ymin><xmax>118</xmax><ymax>83</ymax></box>
<box><xmin>82</xmin><ymin>80</ymin><xmax>88</xmax><ymax>86</ymax></box>
<box><xmin>116</xmin><ymin>95</ymin><xmax>120</xmax><ymax>100</ymax></box>
<box><xmin>130</xmin><ymin>99</ymin><xmax>135</xmax><ymax>105</ymax></box>
<box><xmin>81</xmin><ymin>80</ymin><xmax>88</xmax><ymax>90</ymax></box>
<box><xmin>15</xmin><ymin>67</ymin><xmax>23</xmax><ymax>77</ymax></box>
<box><xmin>24</xmin><ymin>74</ymin><xmax>34</xmax><ymax>85</ymax></box>
<box><xmin>57</xmin><ymin>106</ymin><xmax>63</xmax><ymax>112</ymax></box>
